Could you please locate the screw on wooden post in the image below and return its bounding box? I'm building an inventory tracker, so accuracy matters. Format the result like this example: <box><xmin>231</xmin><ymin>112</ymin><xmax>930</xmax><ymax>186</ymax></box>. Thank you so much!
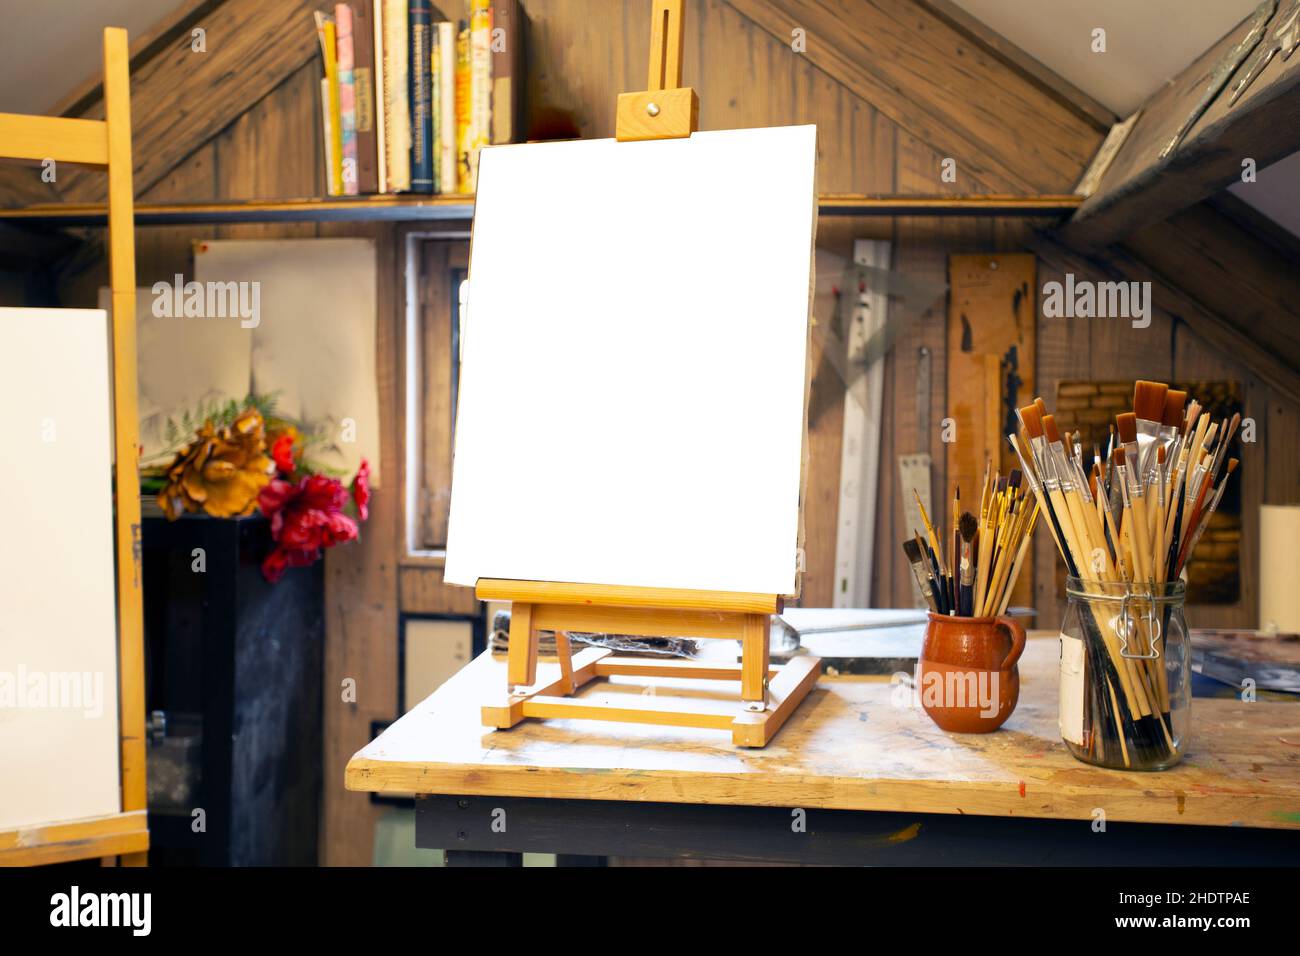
<box><xmin>616</xmin><ymin>0</ymin><xmax>699</xmax><ymax>141</ymax></box>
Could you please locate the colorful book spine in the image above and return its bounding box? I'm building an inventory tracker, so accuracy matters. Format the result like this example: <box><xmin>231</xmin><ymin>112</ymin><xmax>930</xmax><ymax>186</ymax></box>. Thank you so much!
<box><xmin>382</xmin><ymin>0</ymin><xmax>411</xmax><ymax>192</ymax></box>
<box><xmin>469</xmin><ymin>0</ymin><xmax>492</xmax><ymax>191</ymax></box>
<box><xmin>373</xmin><ymin>0</ymin><xmax>387</xmax><ymax>193</ymax></box>
<box><xmin>313</xmin><ymin>12</ymin><xmax>344</xmax><ymax>197</ymax></box>
<box><xmin>335</xmin><ymin>4</ymin><xmax>360</xmax><ymax>196</ymax></box>
<box><xmin>490</xmin><ymin>0</ymin><xmax>520</xmax><ymax>145</ymax></box>
<box><xmin>455</xmin><ymin>23</ymin><xmax>471</xmax><ymax>194</ymax></box>
<box><xmin>437</xmin><ymin>21</ymin><xmax>456</xmax><ymax>194</ymax></box>
<box><xmin>408</xmin><ymin>0</ymin><xmax>434</xmax><ymax>193</ymax></box>
<box><xmin>430</xmin><ymin>26</ymin><xmax>441</xmax><ymax>194</ymax></box>
<box><xmin>351</xmin><ymin>1</ymin><xmax>380</xmax><ymax>194</ymax></box>
<box><xmin>319</xmin><ymin>78</ymin><xmax>337</xmax><ymax>196</ymax></box>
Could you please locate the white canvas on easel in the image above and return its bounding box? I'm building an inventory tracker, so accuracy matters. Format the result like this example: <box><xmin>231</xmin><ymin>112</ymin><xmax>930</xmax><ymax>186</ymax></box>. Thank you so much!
<box><xmin>444</xmin><ymin>125</ymin><xmax>818</xmax><ymax>595</ymax></box>
<box><xmin>0</xmin><ymin>308</ymin><xmax>121</xmax><ymax>830</ymax></box>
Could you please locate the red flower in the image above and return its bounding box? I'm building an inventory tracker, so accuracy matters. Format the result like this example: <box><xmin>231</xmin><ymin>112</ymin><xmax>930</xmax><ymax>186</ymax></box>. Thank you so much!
<box><xmin>352</xmin><ymin>458</ymin><xmax>371</xmax><ymax>522</ymax></box>
<box><xmin>271</xmin><ymin>434</ymin><xmax>295</xmax><ymax>475</ymax></box>
<box><xmin>257</xmin><ymin>473</ymin><xmax>359</xmax><ymax>582</ymax></box>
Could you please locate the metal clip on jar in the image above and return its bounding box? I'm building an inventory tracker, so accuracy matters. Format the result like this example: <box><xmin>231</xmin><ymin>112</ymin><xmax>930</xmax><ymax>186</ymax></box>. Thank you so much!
<box><xmin>1058</xmin><ymin>577</ymin><xmax>1189</xmax><ymax>771</ymax></box>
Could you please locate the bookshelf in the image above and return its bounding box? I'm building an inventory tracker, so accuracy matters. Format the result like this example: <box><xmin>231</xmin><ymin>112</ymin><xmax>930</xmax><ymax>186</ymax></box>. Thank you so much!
<box><xmin>0</xmin><ymin>193</ymin><xmax>1082</xmax><ymax>226</ymax></box>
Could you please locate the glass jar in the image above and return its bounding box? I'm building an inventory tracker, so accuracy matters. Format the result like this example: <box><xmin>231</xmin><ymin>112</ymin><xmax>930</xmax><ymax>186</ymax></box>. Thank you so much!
<box><xmin>1058</xmin><ymin>577</ymin><xmax>1189</xmax><ymax>771</ymax></box>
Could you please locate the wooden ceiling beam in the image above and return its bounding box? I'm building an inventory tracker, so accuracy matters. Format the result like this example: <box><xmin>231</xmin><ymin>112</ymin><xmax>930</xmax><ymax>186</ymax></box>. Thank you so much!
<box><xmin>53</xmin><ymin>0</ymin><xmax>322</xmax><ymax>204</ymax></box>
<box><xmin>723</xmin><ymin>0</ymin><xmax>1103</xmax><ymax>193</ymax></box>
<box><xmin>1065</xmin><ymin>1</ymin><xmax>1300</xmax><ymax>248</ymax></box>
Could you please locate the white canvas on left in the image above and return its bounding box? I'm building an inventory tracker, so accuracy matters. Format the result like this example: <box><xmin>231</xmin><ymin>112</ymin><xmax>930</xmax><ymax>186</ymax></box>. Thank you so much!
<box><xmin>0</xmin><ymin>307</ymin><xmax>121</xmax><ymax>830</ymax></box>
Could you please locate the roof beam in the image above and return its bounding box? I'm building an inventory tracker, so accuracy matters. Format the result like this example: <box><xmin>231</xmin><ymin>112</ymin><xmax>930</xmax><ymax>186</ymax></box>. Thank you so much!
<box><xmin>1065</xmin><ymin>0</ymin><xmax>1300</xmax><ymax>248</ymax></box>
<box><xmin>723</xmin><ymin>0</ymin><xmax>1103</xmax><ymax>193</ymax></box>
<box><xmin>54</xmin><ymin>0</ymin><xmax>322</xmax><ymax>203</ymax></box>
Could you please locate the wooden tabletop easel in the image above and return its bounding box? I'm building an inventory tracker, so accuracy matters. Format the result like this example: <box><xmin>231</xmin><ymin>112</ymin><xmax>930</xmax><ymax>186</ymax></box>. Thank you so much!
<box><xmin>478</xmin><ymin>0</ymin><xmax>820</xmax><ymax>748</ymax></box>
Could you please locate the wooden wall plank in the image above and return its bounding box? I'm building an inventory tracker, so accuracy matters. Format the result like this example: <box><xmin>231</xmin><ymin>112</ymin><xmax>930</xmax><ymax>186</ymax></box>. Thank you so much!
<box><xmin>57</xmin><ymin>0</ymin><xmax>322</xmax><ymax>203</ymax></box>
<box><xmin>723</xmin><ymin>0</ymin><xmax>1102</xmax><ymax>192</ymax></box>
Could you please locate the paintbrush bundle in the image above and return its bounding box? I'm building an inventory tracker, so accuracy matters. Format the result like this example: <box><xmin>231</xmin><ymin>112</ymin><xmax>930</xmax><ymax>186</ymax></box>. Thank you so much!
<box><xmin>900</xmin><ymin>471</ymin><xmax>1038</xmax><ymax>619</ymax></box>
<box><xmin>1013</xmin><ymin>381</ymin><xmax>1241</xmax><ymax>770</ymax></box>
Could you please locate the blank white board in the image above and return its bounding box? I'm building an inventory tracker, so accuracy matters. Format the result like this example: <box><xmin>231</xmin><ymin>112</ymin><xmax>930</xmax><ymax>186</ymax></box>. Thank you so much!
<box><xmin>445</xmin><ymin>125</ymin><xmax>817</xmax><ymax>594</ymax></box>
<box><xmin>0</xmin><ymin>308</ymin><xmax>121</xmax><ymax>830</ymax></box>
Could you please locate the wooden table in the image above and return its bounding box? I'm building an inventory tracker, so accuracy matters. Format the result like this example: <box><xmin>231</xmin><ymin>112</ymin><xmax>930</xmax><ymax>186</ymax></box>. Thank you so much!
<box><xmin>346</xmin><ymin>635</ymin><xmax>1300</xmax><ymax>865</ymax></box>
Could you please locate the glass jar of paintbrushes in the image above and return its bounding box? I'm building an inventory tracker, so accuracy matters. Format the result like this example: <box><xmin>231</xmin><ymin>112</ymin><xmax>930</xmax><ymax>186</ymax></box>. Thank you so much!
<box><xmin>1009</xmin><ymin>380</ymin><xmax>1241</xmax><ymax>770</ymax></box>
<box><xmin>1060</xmin><ymin>577</ymin><xmax>1189</xmax><ymax>770</ymax></box>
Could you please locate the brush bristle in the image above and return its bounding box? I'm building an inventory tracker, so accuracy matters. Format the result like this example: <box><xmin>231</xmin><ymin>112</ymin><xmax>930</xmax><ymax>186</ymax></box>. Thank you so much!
<box><xmin>1009</xmin><ymin>469</ymin><xmax>1022</xmax><ymax>489</ymax></box>
<box><xmin>959</xmin><ymin>511</ymin><xmax>978</xmax><ymax>542</ymax></box>
<box><xmin>1116</xmin><ymin>411</ymin><xmax>1138</xmax><ymax>444</ymax></box>
<box><xmin>1042</xmin><ymin>414</ymin><xmax>1061</xmax><ymax>444</ymax></box>
<box><xmin>1134</xmin><ymin>380</ymin><xmax>1168</xmax><ymax>421</ymax></box>
<box><xmin>903</xmin><ymin>538</ymin><xmax>923</xmax><ymax>563</ymax></box>
<box><xmin>1113</xmin><ymin>446</ymin><xmax>1126</xmax><ymax>467</ymax></box>
<box><xmin>1019</xmin><ymin>403</ymin><xmax>1044</xmax><ymax>439</ymax></box>
<box><xmin>1162</xmin><ymin>390</ymin><xmax>1188</xmax><ymax>428</ymax></box>
<box><xmin>1157</xmin><ymin>444</ymin><xmax>1167</xmax><ymax>464</ymax></box>
<box><xmin>996</xmin><ymin>475</ymin><xmax>1008</xmax><ymax>492</ymax></box>
<box><xmin>1034</xmin><ymin>397</ymin><xmax>1047</xmax><ymax>417</ymax></box>
<box><xmin>1227</xmin><ymin>458</ymin><xmax>1239</xmax><ymax>474</ymax></box>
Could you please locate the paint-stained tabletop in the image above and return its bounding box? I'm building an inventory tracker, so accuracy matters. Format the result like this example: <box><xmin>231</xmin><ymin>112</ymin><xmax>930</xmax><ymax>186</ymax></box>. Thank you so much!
<box><xmin>346</xmin><ymin>635</ymin><xmax>1300</xmax><ymax>830</ymax></box>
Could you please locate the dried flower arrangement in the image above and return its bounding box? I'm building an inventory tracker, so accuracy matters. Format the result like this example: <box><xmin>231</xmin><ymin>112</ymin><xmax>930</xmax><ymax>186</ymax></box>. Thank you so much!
<box><xmin>148</xmin><ymin>394</ymin><xmax>370</xmax><ymax>582</ymax></box>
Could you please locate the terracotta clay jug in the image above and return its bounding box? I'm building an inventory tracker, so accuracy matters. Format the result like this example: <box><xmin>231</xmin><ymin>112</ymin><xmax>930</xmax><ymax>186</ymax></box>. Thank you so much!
<box><xmin>917</xmin><ymin>613</ymin><xmax>1026</xmax><ymax>733</ymax></box>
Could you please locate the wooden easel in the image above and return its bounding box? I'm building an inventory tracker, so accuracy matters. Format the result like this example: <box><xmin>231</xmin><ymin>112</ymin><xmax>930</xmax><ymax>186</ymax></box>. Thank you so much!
<box><xmin>478</xmin><ymin>1</ymin><xmax>820</xmax><ymax>748</ymax></box>
<box><xmin>0</xmin><ymin>28</ymin><xmax>148</xmax><ymax>866</ymax></box>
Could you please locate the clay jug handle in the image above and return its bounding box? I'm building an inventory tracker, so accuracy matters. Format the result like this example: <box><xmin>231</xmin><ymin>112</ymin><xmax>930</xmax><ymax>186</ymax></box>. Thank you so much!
<box><xmin>996</xmin><ymin>615</ymin><xmax>1026</xmax><ymax>670</ymax></box>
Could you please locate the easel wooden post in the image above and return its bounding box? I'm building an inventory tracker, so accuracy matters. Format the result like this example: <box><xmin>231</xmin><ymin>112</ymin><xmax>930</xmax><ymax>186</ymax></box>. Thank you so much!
<box><xmin>477</xmin><ymin>1</ymin><xmax>820</xmax><ymax>748</ymax></box>
<box><xmin>0</xmin><ymin>28</ymin><xmax>149</xmax><ymax>866</ymax></box>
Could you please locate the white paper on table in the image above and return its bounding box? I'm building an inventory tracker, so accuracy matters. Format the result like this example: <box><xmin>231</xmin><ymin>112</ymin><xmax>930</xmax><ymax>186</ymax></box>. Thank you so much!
<box><xmin>194</xmin><ymin>238</ymin><xmax>382</xmax><ymax>485</ymax></box>
<box><xmin>0</xmin><ymin>308</ymin><xmax>121</xmax><ymax>830</ymax></box>
<box><xmin>444</xmin><ymin>125</ymin><xmax>818</xmax><ymax>594</ymax></box>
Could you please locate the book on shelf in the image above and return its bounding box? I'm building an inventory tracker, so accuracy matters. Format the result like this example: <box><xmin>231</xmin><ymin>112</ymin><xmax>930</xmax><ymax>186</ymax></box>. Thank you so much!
<box><xmin>352</xmin><ymin>1</ymin><xmax>380</xmax><ymax>194</ymax></box>
<box><xmin>382</xmin><ymin>0</ymin><xmax>411</xmax><ymax>191</ymax></box>
<box><xmin>313</xmin><ymin>11</ymin><xmax>345</xmax><ymax>197</ymax></box>
<box><xmin>335</xmin><ymin>3</ymin><xmax>360</xmax><ymax>195</ymax></box>
<box><xmin>490</xmin><ymin>0</ymin><xmax>521</xmax><ymax>146</ymax></box>
<box><xmin>468</xmin><ymin>0</ymin><xmax>491</xmax><ymax>191</ymax></box>
<box><xmin>313</xmin><ymin>0</ymin><xmax>522</xmax><ymax>198</ymax></box>
<box><xmin>437</xmin><ymin>21</ymin><xmax>456</xmax><ymax>193</ymax></box>
<box><xmin>409</xmin><ymin>0</ymin><xmax>434</xmax><ymax>193</ymax></box>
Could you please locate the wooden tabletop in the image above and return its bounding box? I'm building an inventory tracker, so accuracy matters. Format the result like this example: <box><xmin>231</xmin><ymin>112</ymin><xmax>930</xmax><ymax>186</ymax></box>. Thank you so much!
<box><xmin>346</xmin><ymin>635</ymin><xmax>1300</xmax><ymax>830</ymax></box>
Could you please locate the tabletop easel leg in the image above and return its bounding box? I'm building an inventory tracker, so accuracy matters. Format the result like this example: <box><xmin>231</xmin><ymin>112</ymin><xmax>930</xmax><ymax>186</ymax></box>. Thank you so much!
<box><xmin>555</xmin><ymin>630</ymin><xmax>575</xmax><ymax>695</ymax></box>
<box><xmin>740</xmin><ymin>612</ymin><xmax>770</xmax><ymax>712</ymax></box>
<box><xmin>507</xmin><ymin>602</ymin><xmax>539</xmax><ymax>692</ymax></box>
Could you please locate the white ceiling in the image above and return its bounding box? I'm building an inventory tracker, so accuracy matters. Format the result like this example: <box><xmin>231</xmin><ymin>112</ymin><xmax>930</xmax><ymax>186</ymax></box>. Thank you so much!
<box><xmin>951</xmin><ymin>0</ymin><xmax>1261</xmax><ymax>116</ymax></box>
<box><xmin>953</xmin><ymin>0</ymin><xmax>1298</xmax><ymax>234</ymax></box>
<box><xmin>0</xmin><ymin>0</ymin><xmax>178</xmax><ymax>114</ymax></box>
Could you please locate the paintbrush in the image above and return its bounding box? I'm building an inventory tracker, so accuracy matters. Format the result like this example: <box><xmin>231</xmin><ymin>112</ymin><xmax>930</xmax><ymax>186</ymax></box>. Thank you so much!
<box><xmin>1133</xmin><ymin>380</ymin><xmax>1169</xmax><ymax>477</ymax></box>
<box><xmin>958</xmin><ymin>510</ymin><xmax>978</xmax><ymax>616</ymax></box>
<box><xmin>902</xmin><ymin>538</ymin><xmax>940</xmax><ymax>613</ymax></box>
<box><xmin>916</xmin><ymin>530</ymin><xmax>947</xmax><ymax>614</ymax></box>
<box><xmin>1177</xmin><ymin>459</ymin><xmax>1238</xmax><ymax>575</ymax></box>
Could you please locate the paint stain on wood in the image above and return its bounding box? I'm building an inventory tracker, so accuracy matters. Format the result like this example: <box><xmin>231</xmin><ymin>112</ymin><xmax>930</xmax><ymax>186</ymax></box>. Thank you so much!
<box><xmin>1176</xmin><ymin>792</ymin><xmax>1186</xmax><ymax>815</ymax></box>
<box><xmin>960</xmin><ymin>313</ymin><xmax>973</xmax><ymax>351</ymax></box>
<box><xmin>1018</xmin><ymin>781</ymin><xmax>1026</xmax><ymax>798</ymax></box>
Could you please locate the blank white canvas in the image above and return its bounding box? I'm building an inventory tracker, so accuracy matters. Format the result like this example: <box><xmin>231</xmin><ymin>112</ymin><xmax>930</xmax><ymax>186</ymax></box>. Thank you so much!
<box><xmin>445</xmin><ymin>126</ymin><xmax>817</xmax><ymax>594</ymax></box>
<box><xmin>0</xmin><ymin>308</ymin><xmax>121</xmax><ymax>830</ymax></box>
